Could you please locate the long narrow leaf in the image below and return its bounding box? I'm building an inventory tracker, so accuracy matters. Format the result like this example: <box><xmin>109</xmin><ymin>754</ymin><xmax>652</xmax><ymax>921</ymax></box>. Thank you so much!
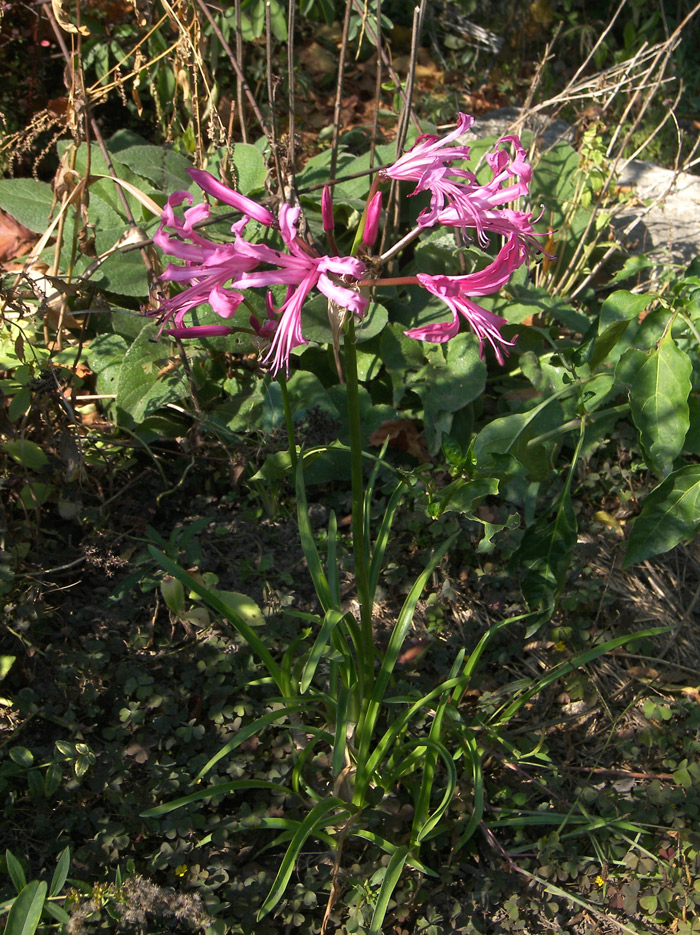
<box><xmin>195</xmin><ymin>706</ymin><xmax>305</xmax><ymax>779</ymax></box>
<box><xmin>368</xmin><ymin>481</ymin><xmax>407</xmax><ymax>600</ymax></box>
<box><xmin>332</xmin><ymin>685</ymin><xmax>350</xmax><ymax>777</ymax></box>
<box><xmin>327</xmin><ymin>510</ymin><xmax>340</xmax><ymax>606</ymax></box>
<box><xmin>148</xmin><ymin>547</ymin><xmax>284</xmax><ymax>691</ymax></box>
<box><xmin>4</xmin><ymin>881</ymin><xmax>47</xmax><ymax>935</ymax></box>
<box><xmin>295</xmin><ymin>457</ymin><xmax>334</xmax><ymax>612</ymax></box>
<box><xmin>493</xmin><ymin>626</ymin><xmax>669</xmax><ymax>724</ymax></box>
<box><xmin>368</xmin><ymin>846</ymin><xmax>409</xmax><ymax>935</ymax></box>
<box><xmin>141</xmin><ymin>779</ymin><xmax>292</xmax><ymax>818</ymax></box>
<box><xmin>452</xmin><ymin>732</ymin><xmax>484</xmax><ymax>854</ymax></box>
<box><xmin>301</xmin><ymin>609</ymin><xmax>346</xmax><ymax>693</ymax></box>
<box><xmin>257</xmin><ymin>797</ymin><xmax>350</xmax><ymax>919</ymax></box>
<box><xmin>355</xmin><ymin>534</ymin><xmax>457</xmax><ymax>794</ymax></box>
<box><xmin>350</xmin><ymin>830</ymin><xmax>437</xmax><ymax>876</ymax></box>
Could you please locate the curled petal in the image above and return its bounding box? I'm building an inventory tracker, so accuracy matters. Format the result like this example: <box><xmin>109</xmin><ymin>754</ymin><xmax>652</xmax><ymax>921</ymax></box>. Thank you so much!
<box><xmin>209</xmin><ymin>285</ymin><xmax>244</xmax><ymax>318</ymax></box>
<box><xmin>188</xmin><ymin>168</ymin><xmax>275</xmax><ymax>226</ymax></box>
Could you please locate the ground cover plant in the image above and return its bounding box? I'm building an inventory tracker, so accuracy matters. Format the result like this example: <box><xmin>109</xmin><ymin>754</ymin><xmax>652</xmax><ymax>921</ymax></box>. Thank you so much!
<box><xmin>2</xmin><ymin>1</ymin><xmax>700</xmax><ymax>933</ymax></box>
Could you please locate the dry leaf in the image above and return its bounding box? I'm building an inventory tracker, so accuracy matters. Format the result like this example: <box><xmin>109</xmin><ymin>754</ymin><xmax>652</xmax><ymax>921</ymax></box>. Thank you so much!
<box><xmin>51</xmin><ymin>0</ymin><xmax>90</xmax><ymax>35</ymax></box>
<box><xmin>0</xmin><ymin>209</ymin><xmax>39</xmax><ymax>263</ymax></box>
<box><xmin>368</xmin><ymin>418</ymin><xmax>431</xmax><ymax>463</ymax></box>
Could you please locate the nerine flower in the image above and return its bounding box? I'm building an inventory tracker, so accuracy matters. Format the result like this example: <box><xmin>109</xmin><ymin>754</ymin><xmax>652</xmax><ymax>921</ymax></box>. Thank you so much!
<box><xmin>153</xmin><ymin>171</ymin><xmax>367</xmax><ymax>376</ymax></box>
<box><xmin>233</xmin><ymin>205</ymin><xmax>368</xmax><ymax>375</ymax></box>
<box><xmin>405</xmin><ymin>234</ymin><xmax>526</xmax><ymax>363</ymax></box>
<box><xmin>383</xmin><ymin>113</ymin><xmax>538</xmax><ymax>250</ymax></box>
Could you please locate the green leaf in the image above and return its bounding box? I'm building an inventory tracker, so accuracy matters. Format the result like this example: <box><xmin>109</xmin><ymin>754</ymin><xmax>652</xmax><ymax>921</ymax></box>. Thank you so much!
<box><xmin>116</xmin><ymin>323</ymin><xmax>189</xmax><ymax>423</ymax></box>
<box><xmin>367</xmin><ymin>846</ymin><xmax>409</xmax><ymax>935</ymax></box>
<box><xmin>231</xmin><ymin>143</ymin><xmax>268</xmax><ymax>195</ymax></box>
<box><xmin>0</xmin><ymin>656</ymin><xmax>16</xmax><ymax>680</ymax></box>
<box><xmin>141</xmin><ymin>779</ymin><xmax>291</xmax><ymax>818</ymax></box>
<box><xmin>301</xmin><ymin>609</ymin><xmax>346</xmax><ymax>693</ymax></box>
<box><xmin>48</xmin><ymin>848</ymin><xmax>70</xmax><ymax>898</ymax></box>
<box><xmin>515</xmin><ymin>486</ymin><xmax>577</xmax><ymax>620</ymax></box>
<box><xmin>42</xmin><ymin>903</ymin><xmax>70</xmax><ymax>925</ymax></box>
<box><xmin>5</xmin><ymin>850</ymin><xmax>26</xmax><ymax>893</ymax></box>
<box><xmin>629</xmin><ymin>334</ymin><xmax>692</xmax><ymax>476</ymax></box>
<box><xmin>257</xmin><ymin>797</ymin><xmax>349</xmax><ymax>919</ymax></box>
<box><xmin>4</xmin><ymin>881</ymin><xmax>47</xmax><ymax>935</ymax></box>
<box><xmin>411</xmin><ymin>335</ymin><xmax>486</xmax><ymax>452</ymax></box>
<box><xmin>590</xmin><ymin>292</ymin><xmax>649</xmax><ymax>370</ymax></box>
<box><xmin>112</xmin><ymin>145</ymin><xmax>193</xmax><ymax>191</ymax></box>
<box><xmin>2</xmin><ymin>440</ymin><xmax>49</xmax><ymax>472</ymax></box>
<box><xmin>0</xmin><ymin>179</ymin><xmax>53</xmax><ymax>233</ymax></box>
<box><xmin>213</xmin><ymin>592</ymin><xmax>265</xmax><ymax>628</ymax></box>
<box><xmin>148</xmin><ymin>547</ymin><xmax>284</xmax><ymax>692</ymax></box>
<box><xmin>472</xmin><ymin>394</ymin><xmax>565</xmax><ymax>479</ymax></box>
<box><xmin>9</xmin><ymin>747</ymin><xmax>34</xmax><ymax>768</ymax></box>
<box><xmin>624</xmin><ymin>464</ymin><xmax>700</xmax><ymax>567</ymax></box>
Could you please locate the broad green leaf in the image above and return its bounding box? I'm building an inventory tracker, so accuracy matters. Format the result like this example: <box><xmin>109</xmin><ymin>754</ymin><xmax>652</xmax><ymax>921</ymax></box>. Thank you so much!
<box><xmin>591</xmin><ymin>291</ymin><xmax>650</xmax><ymax>369</ymax></box>
<box><xmin>472</xmin><ymin>395</ymin><xmax>565</xmax><ymax>479</ymax></box>
<box><xmin>4</xmin><ymin>880</ymin><xmax>47</xmax><ymax>935</ymax></box>
<box><xmin>624</xmin><ymin>464</ymin><xmax>700</xmax><ymax>567</ymax></box>
<box><xmin>112</xmin><ymin>144</ymin><xmax>193</xmax><ymax>191</ymax></box>
<box><xmin>411</xmin><ymin>335</ymin><xmax>486</xmax><ymax>452</ymax></box>
<box><xmin>0</xmin><ymin>656</ymin><xmax>15</xmax><ymax>680</ymax></box>
<box><xmin>213</xmin><ymin>592</ymin><xmax>265</xmax><ymax>628</ymax></box>
<box><xmin>2</xmin><ymin>440</ymin><xmax>49</xmax><ymax>472</ymax></box>
<box><xmin>380</xmin><ymin>321</ymin><xmax>427</xmax><ymax>407</ymax></box>
<box><xmin>0</xmin><ymin>179</ymin><xmax>53</xmax><ymax>233</ymax></box>
<box><xmin>90</xmin><ymin>246</ymin><xmax>154</xmax><ymax>298</ymax></box>
<box><xmin>9</xmin><ymin>747</ymin><xmax>34</xmax><ymax>768</ymax></box>
<box><xmin>629</xmin><ymin>334</ymin><xmax>691</xmax><ymax>476</ymax></box>
<box><xmin>116</xmin><ymin>323</ymin><xmax>189</xmax><ymax>423</ymax></box>
<box><xmin>231</xmin><ymin>143</ymin><xmax>268</xmax><ymax>195</ymax></box>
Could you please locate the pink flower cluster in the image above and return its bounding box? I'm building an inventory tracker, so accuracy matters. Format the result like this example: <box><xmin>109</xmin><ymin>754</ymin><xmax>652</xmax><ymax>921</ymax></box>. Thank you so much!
<box><xmin>153</xmin><ymin>114</ymin><xmax>541</xmax><ymax>373</ymax></box>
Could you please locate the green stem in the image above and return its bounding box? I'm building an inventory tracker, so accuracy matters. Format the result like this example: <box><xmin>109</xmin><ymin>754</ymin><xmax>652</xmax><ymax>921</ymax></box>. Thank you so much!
<box><xmin>343</xmin><ymin>317</ymin><xmax>374</xmax><ymax>676</ymax></box>
<box><xmin>277</xmin><ymin>373</ymin><xmax>297</xmax><ymax>475</ymax></box>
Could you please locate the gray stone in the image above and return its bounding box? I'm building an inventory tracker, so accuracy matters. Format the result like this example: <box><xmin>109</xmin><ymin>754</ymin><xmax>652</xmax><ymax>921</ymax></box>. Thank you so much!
<box><xmin>467</xmin><ymin>107</ymin><xmax>700</xmax><ymax>268</ymax></box>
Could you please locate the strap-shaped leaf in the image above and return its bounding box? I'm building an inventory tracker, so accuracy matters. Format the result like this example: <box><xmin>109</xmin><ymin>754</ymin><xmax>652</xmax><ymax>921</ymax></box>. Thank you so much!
<box><xmin>141</xmin><ymin>779</ymin><xmax>293</xmax><ymax>818</ymax></box>
<box><xmin>367</xmin><ymin>846</ymin><xmax>409</xmax><ymax>935</ymax></box>
<box><xmin>257</xmin><ymin>797</ymin><xmax>350</xmax><ymax>919</ymax></box>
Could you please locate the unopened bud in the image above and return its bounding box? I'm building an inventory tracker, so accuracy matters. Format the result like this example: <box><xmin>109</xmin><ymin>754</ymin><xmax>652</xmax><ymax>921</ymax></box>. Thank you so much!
<box><xmin>362</xmin><ymin>191</ymin><xmax>382</xmax><ymax>247</ymax></box>
<box><xmin>322</xmin><ymin>185</ymin><xmax>334</xmax><ymax>233</ymax></box>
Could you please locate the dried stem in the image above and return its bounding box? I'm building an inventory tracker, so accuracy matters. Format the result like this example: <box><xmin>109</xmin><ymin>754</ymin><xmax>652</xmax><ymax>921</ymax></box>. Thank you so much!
<box><xmin>330</xmin><ymin>0</ymin><xmax>354</xmax><ymax>182</ymax></box>
<box><xmin>191</xmin><ymin>0</ymin><xmax>270</xmax><ymax>138</ymax></box>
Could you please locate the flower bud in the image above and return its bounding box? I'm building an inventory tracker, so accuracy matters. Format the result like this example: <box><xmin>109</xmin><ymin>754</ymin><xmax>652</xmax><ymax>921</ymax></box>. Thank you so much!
<box><xmin>362</xmin><ymin>191</ymin><xmax>382</xmax><ymax>247</ymax></box>
<box><xmin>321</xmin><ymin>185</ymin><xmax>334</xmax><ymax>233</ymax></box>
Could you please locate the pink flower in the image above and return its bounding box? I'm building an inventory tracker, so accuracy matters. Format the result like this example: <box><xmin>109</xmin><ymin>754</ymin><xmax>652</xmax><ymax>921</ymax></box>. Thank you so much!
<box><xmin>383</xmin><ymin>112</ymin><xmax>474</xmax><ymax>188</ymax></box>
<box><xmin>405</xmin><ymin>235</ymin><xmax>526</xmax><ymax>363</ymax></box>
<box><xmin>153</xmin><ymin>191</ymin><xmax>263</xmax><ymax>329</ymax></box>
<box><xmin>234</xmin><ymin>205</ymin><xmax>368</xmax><ymax>376</ymax></box>
<box><xmin>383</xmin><ymin>114</ymin><xmax>539</xmax><ymax>251</ymax></box>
